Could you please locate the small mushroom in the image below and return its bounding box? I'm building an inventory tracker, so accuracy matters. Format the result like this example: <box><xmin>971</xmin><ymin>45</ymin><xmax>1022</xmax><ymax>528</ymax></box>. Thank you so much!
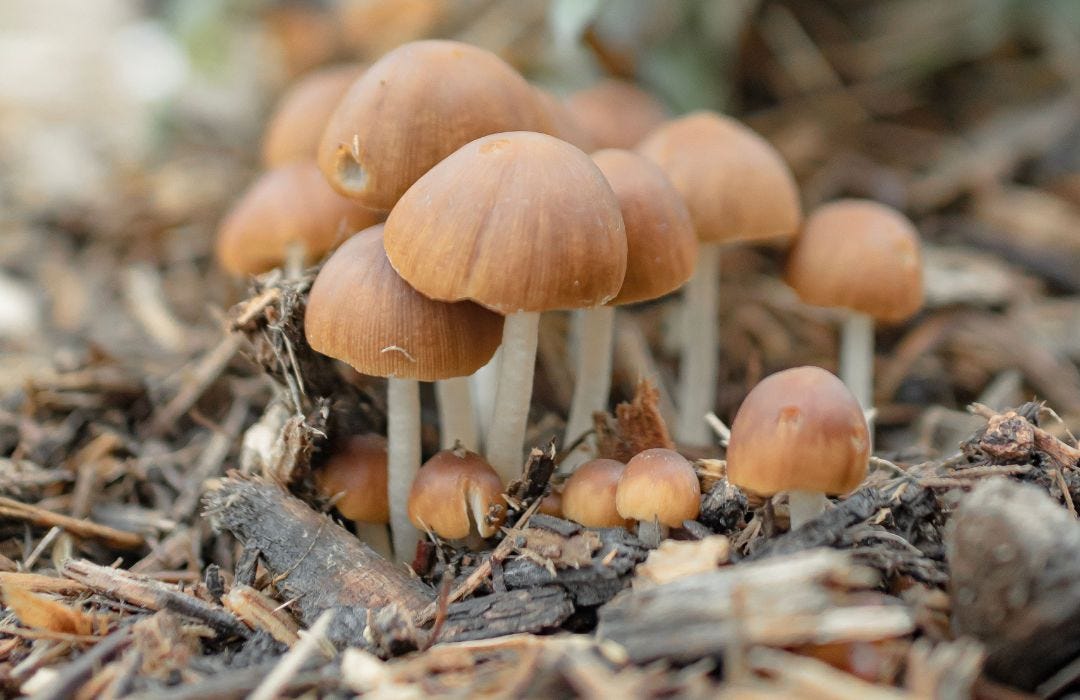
<box><xmin>314</xmin><ymin>434</ymin><xmax>391</xmax><ymax>558</ymax></box>
<box><xmin>564</xmin><ymin>79</ymin><xmax>669</xmax><ymax>150</ymax></box>
<box><xmin>615</xmin><ymin>448</ymin><xmax>700</xmax><ymax>547</ymax></box>
<box><xmin>407</xmin><ymin>445</ymin><xmax>506</xmax><ymax>544</ymax></box>
<box><xmin>532</xmin><ymin>86</ymin><xmax>595</xmax><ymax>152</ymax></box>
<box><xmin>725</xmin><ymin>366</ymin><xmax>869</xmax><ymax>530</ymax></box>
<box><xmin>262</xmin><ymin>63</ymin><xmax>365</xmax><ymax>167</ymax></box>
<box><xmin>562</xmin><ymin>458</ymin><xmax>631</xmax><ymax>529</ymax></box>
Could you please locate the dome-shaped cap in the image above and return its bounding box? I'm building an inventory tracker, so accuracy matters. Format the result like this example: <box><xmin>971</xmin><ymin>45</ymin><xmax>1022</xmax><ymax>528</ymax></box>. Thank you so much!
<box><xmin>615</xmin><ymin>448</ymin><xmax>700</xmax><ymax>527</ymax></box>
<box><xmin>726</xmin><ymin>366</ymin><xmax>869</xmax><ymax>497</ymax></box>
<box><xmin>304</xmin><ymin>225</ymin><xmax>503</xmax><ymax>381</ymax></box>
<box><xmin>317</xmin><ymin>40</ymin><xmax>549</xmax><ymax>210</ymax></box>
<box><xmin>216</xmin><ymin>161</ymin><xmax>383</xmax><ymax>277</ymax></box>
<box><xmin>384</xmin><ymin>131</ymin><xmax>628</xmax><ymax>314</ymax></box>
<box><xmin>564</xmin><ymin>79</ymin><xmax>669</xmax><ymax>150</ymax></box>
<box><xmin>314</xmin><ymin>434</ymin><xmax>388</xmax><ymax>524</ymax></box>
<box><xmin>785</xmin><ymin>199</ymin><xmax>923</xmax><ymax>324</ymax></box>
<box><xmin>592</xmin><ymin>149</ymin><xmax>697</xmax><ymax>305</ymax></box>
<box><xmin>262</xmin><ymin>63</ymin><xmax>364</xmax><ymax>167</ymax></box>
<box><xmin>562</xmin><ymin>458</ymin><xmax>630</xmax><ymax>528</ymax></box>
<box><xmin>408</xmin><ymin>447</ymin><xmax>506</xmax><ymax>539</ymax></box>
<box><xmin>637</xmin><ymin>111</ymin><xmax>802</xmax><ymax>244</ymax></box>
<box><xmin>533</xmin><ymin>86</ymin><xmax>595</xmax><ymax>152</ymax></box>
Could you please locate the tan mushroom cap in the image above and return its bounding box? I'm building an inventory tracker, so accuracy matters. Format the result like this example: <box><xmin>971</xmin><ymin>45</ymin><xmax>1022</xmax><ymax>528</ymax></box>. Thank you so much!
<box><xmin>532</xmin><ymin>86</ymin><xmax>595</xmax><ymax>152</ymax></box>
<box><xmin>384</xmin><ymin>131</ymin><xmax>628</xmax><ymax>314</ymax></box>
<box><xmin>726</xmin><ymin>366</ymin><xmax>869</xmax><ymax>497</ymax></box>
<box><xmin>637</xmin><ymin>111</ymin><xmax>802</xmax><ymax>244</ymax></box>
<box><xmin>562</xmin><ymin>458</ymin><xmax>630</xmax><ymax>528</ymax></box>
<box><xmin>216</xmin><ymin>161</ymin><xmax>383</xmax><ymax>277</ymax></box>
<box><xmin>784</xmin><ymin>199</ymin><xmax>924</xmax><ymax>324</ymax></box>
<box><xmin>592</xmin><ymin>149</ymin><xmax>697</xmax><ymax>305</ymax></box>
<box><xmin>304</xmin><ymin>225</ymin><xmax>503</xmax><ymax>381</ymax></box>
<box><xmin>317</xmin><ymin>40</ymin><xmax>550</xmax><ymax>210</ymax></box>
<box><xmin>407</xmin><ymin>447</ymin><xmax>506</xmax><ymax>539</ymax></box>
<box><xmin>262</xmin><ymin>63</ymin><xmax>365</xmax><ymax>167</ymax></box>
<box><xmin>314</xmin><ymin>434</ymin><xmax>389</xmax><ymax>524</ymax></box>
<box><xmin>615</xmin><ymin>448</ymin><xmax>700</xmax><ymax>527</ymax></box>
<box><xmin>564</xmin><ymin>79</ymin><xmax>669</xmax><ymax>150</ymax></box>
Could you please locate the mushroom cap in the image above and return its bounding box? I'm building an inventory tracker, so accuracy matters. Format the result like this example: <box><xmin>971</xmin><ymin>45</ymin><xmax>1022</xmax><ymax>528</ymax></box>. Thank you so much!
<box><xmin>215</xmin><ymin>161</ymin><xmax>383</xmax><ymax>277</ymax></box>
<box><xmin>262</xmin><ymin>63</ymin><xmax>364</xmax><ymax>167</ymax></box>
<box><xmin>317</xmin><ymin>40</ymin><xmax>549</xmax><ymax>210</ymax></box>
<box><xmin>314</xmin><ymin>434</ymin><xmax>388</xmax><ymax>524</ymax></box>
<box><xmin>564</xmin><ymin>79</ymin><xmax>669</xmax><ymax>150</ymax></box>
<box><xmin>304</xmin><ymin>224</ymin><xmax>503</xmax><ymax>381</ymax></box>
<box><xmin>726</xmin><ymin>366</ymin><xmax>869</xmax><ymax>497</ymax></box>
<box><xmin>562</xmin><ymin>458</ymin><xmax>630</xmax><ymax>528</ymax></box>
<box><xmin>615</xmin><ymin>448</ymin><xmax>700</xmax><ymax>527</ymax></box>
<box><xmin>637</xmin><ymin>111</ymin><xmax>802</xmax><ymax>244</ymax></box>
<box><xmin>592</xmin><ymin>149</ymin><xmax>697</xmax><ymax>305</ymax></box>
<box><xmin>537</xmin><ymin>490</ymin><xmax>563</xmax><ymax>518</ymax></box>
<box><xmin>407</xmin><ymin>447</ymin><xmax>506</xmax><ymax>539</ymax></box>
<box><xmin>533</xmin><ymin>86</ymin><xmax>595</xmax><ymax>152</ymax></box>
<box><xmin>784</xmin><ymin>199</ymin><xmax>923</xmax><ymax>324</ymax></box>
<box><xmin>384</xmin><ymin>131</ymin><xmax>628</xmax><ymax>314</ymax></box>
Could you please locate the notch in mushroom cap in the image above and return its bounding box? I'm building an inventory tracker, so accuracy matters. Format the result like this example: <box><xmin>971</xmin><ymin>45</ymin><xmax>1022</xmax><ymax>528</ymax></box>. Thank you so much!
<box><xmin>408</xmin><ymin>446</ymin><xmax>506</xmax><ymax>540</ymax></box>
<box><xmin>216</xmin><ymin>161</ymin><xmax>382</xmax><ymax>277</ymax></box>
<box><xmin>615</xmin><ymin>448</ymin><xmax>700</xmax><ymax>546</ymax></box>
<box><xmin>318</xmin><ymin>40</ymin><xmax>550</xmax><ymax>210</ymax></box>
<box><xmin>562</xmin><ymin>458</ymin><xmax>630</xmax><ymax>528</ymax></box>
<box><xmin>725</xmin><ymin>366</ymin><xmax>869</xmax><ymax>530</ymax></box>
<box><xmin>564</xmin><ymin>79</ymin><xmax>669</xmax><ymax>150</ymax></box>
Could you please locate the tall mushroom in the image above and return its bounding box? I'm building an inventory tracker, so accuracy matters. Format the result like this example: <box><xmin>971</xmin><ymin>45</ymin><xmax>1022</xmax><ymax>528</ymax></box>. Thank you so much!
<box><xmin>305</xmin><ymin>225</ymin><xmax>503</xmax><ymax>560</ymax></box>
<box><xmin>563</xmin><ymin>149</ymin><xmax>696</xmax><ymax>468</ymax></box>
<box><xmin>638</xmin><ymin>112</ymin><xmax>801</xmax><ymax>445</ymax></box>
<box><xmin>726</xmin><ymin>366</ymin><xmax>869</xmax><ymax>529</ymax></box>
<box><xmin>384</xmin><ymin>131</ymin><xmax>627</xmax><ymax>484</ymax></box>
<box><xmin>784</xmin><ymin>200</ymin><xmax>923</xmax><ymax>416</ymax></box>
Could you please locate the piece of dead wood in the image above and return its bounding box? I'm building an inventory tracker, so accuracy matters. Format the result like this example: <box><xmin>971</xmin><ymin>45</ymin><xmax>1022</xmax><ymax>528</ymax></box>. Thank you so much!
<box><xmin>963</xmin><ymin>403</ymin><xmax>1080</xmax><ymax>471</ymax></box>
<box><xmin>0</xmin><ymin>572</ymin><xmax>90</xmax><ymax>596</ymax></box>
<box><xmin>0</xmin><ymin>495</ymin><xmax>144</xmax><ymax>549</ymax></box>
<box><xmin>595</xmin><ymin>379</ymin><xmax>674</xmax><ymax>463</ymax></box>
<box><xmin>148</xmin><ymin>334</ymin><xmax>242</xmax><ymax>436</ymax></box>
<box><xmin>2</xmin><ymin>584</ymin><xmax>106</xmax><ymax>636</ymax></box>
<box><xmin>439</xmin><ymin>586</ymin><xmax>574</xmax><ymax>643</ymax></box>
<box><xmin>168</xmin><ymin>397</ymin><xmax>249</xmax><ymax>521</ymax></box>
<box><xmin>635</xmin><ymin>535</ymin><xmax>731</xmax><ymax>587</ymax></box>
<box><xmin>26</xmin><ymin>625</ymin><xmax>132</xmax><ymax>700</ymax></box>
<box><xmin>222</xmin><ymin>584</ymin><xmax>301</xmax><ymax>646</ymax></box>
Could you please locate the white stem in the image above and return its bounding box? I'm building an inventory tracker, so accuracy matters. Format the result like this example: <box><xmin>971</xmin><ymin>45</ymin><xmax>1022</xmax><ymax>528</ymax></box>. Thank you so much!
<box><xmin>284</xmin><ymin>240</ymin><xmax>305</xmax><ymax>280</ymax></box>
<box><xmin>486</xmin><ymin>311</ymin><xmax>540</xmax><ymax>484</ymax></box>
<box><xmin>563</xmin><ymin>306</ymin><xmax>616</xmax><ymax>471</ymax></box>
<box><xmin>676</xmin><ymin>242</ymin><xmax>720</xmax><ymax>445</ymax></box>
<box><xmin>788</xmin><ymin>490</ymin><xmax>828</xmax><ymax>530</ymax></box>
<box><xmin>840</xmin><ymin>312</ymin><xmax>875</xmax><ymax>419</ymax></box>
<box><xmin>469</xmin><ymin>347</ymin><xmax>501</xmax><ymax>442</ymax></box>
<box><xmin>387</xmin><ymin>377</ymin><xmax>420</xmax><ymax>562</ymax></box>
<box><xmin>353</xmin><ymin>522</ymin><xmax>392</xmax><ymax>560</ymax></box>
<box><xmin>436</xmin><ymin>376</ymin><xmax>478</xmax><ymax>451</ymax></box>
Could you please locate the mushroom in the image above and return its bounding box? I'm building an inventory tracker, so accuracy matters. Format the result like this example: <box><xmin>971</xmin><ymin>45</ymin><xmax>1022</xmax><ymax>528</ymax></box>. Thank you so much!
<box><xmin>313</xmin><ymin>433</ymin><xmax>391</xmax><ymax>558</ymax></box>
<box><xmin>262</xmin><ymin>63</ymin><xmax>365</xmax><ymax>167</ymax></box>
<box><xmin>215</xmin><ymin>161</ymin><xmax>382</xmax><ymax>278</ymax></box>
<box><xmin>725</xmin><ymin>366</ymin><xmax>869</xmax><ymax>530</ymax></box>
<box><xmin>537</xmin><ymin>489</ymin><xmax>564</xmax><ymax>518</ymax></box>
<box><xmin>407</xmin><ymin>445</ymin><xmax>506</xmax><ymax>545</ymax></box>
<box><xmin>305</xmin><ymin>225</ymin><xmax>503</xmax><ymax>560</ymax></box>
<box><xmin>615</xmin><ymin>448</ymin><xmax>700</xmax><ymax>547</ymax></box>
<box><xmin>638</xmin><ymin>112</ymin><xmax>801</xmax><ymax>445</ymax></box>
<box><xmin>383</xmin><ymin>131</ymin><xmax>627</xmax><ymax>484</ymax></box>
<box><xmin>564</xmin><ymin>79</ymin><xmax>669</xmax><ymax>150</ymax></box>
<box><xmin>563</xmin><ymin>149</ymin><xmax>696</xmax><ymax>468</ymax></box>
<box><xmin>532</xmin><ymin>86</ymin><xmax>595</xmax><ymax>152</ymax></box>
<box><xmin>317</xmin><ymin>40</ymin><xmax>549</xmax><ymax>210</ymax></box>
<box><xmin>784</xmin><ymin>200</ymin><xmax>923</xmax><ymax>418</ymax></box>
<box><xmin>562</xmin><ymin>458</ymin><xmax>631</xmax><ymax>528</ymax></box>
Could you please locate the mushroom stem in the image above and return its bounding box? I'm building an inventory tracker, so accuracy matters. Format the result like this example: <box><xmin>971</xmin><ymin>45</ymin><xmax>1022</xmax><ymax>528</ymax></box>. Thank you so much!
<box><xmin>436</xmin><ymin>377</ymin><xmax>479</xmax><ymax>451</ymax></box>
<box><xmin>284</xmin><ymin>240</ymin><xmax>306</xmax><ymax>280</ymax></box>
<box><xmin>840</xmin><ymin>312</ymin><xmax>874</xmax><ymax>418</ymax></box>
<box><xmin>386</xmin><ymin>377</ymin><xmax>421</xmax><ymax>561</ymax></box>
<box><xmin>636</xmin><ymin>519</ymin><xmax>667</xmax><ymax>549</ymax></box>
<box><xmin>486</xmin><ymin>311</ymin><xmax>540</xmax><ymax>484</ymax></box>
<box><xmin>676</xmin><ymin>242</ymin><xmax>720</xmax><ymax>445</ymax></box>
<box><xmin>353</xmin><ymin>522</ymin><xmax>392</xmax><ymax>560</ymax></box>
<box><xmin>469</xmin><ymin>348</ymin><xmax>501</xmax><ymax>441</ymax></box>
<box><xmin>787</xmin><ymin>490</ymin><xmax>829</xmax><ymax>530</ymax></box>
<box><xmin>563</xmin><ymin>305</ymin><xmax>616</xmax><ymax>471</ymax></box>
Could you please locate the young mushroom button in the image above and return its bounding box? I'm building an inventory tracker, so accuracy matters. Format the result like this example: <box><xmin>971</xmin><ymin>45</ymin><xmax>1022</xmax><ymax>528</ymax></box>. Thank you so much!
<box><xmin>407</xmin><ymin>447</ymin><xmax>506</xmax><ymax>541</ymax></box>
<box><xmin>562</xmin><ymin>458</ymin><xmax>630</xmax><ymax>529</ymax></box>
<box><xmin>314</xmin><ymin>434</ymin><xmax>391</xmax><ymax>558</ymax></box>
<box><xmin>615</xmin><ymin>448</ymin><xmax>700</xmax><ymax>547</ymax></box>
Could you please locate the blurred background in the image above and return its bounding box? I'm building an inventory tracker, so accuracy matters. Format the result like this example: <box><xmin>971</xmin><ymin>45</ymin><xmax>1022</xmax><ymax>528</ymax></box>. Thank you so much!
<box><xmin>2</xmin><ymin>0</ymin><xmax>1080</xmax><ymax>458</ymax></box>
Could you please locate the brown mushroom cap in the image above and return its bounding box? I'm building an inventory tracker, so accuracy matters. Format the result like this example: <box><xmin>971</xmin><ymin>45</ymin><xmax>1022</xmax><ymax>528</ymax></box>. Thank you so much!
<box><xmin>564</xmin><ymin>79</ymin><xmax>669</xmax><ymax>150</ymax></box>
<box><xmin>317</xmin><ymin>40</ymin><xmax>549</xmax><ymax>210</ymax></box>
<box><xmin>615</xmin><ymin>448</ymin><xmax>700</xmax><ymax>527</ymax></box>
<box><xmin>592</xmin><ymin>149</ymin><xmax>697</xmax><ymax>305</ymax></box>
<box><xmin>304</xmin><ymin>224</ymin><xmax>503</xmax><ymax>381</ymax></box>
<box><xmin>726</xmin><ymin>366</ymin><xmax>869</xmax><ymax>497</ymax></box>
<box><xmin>407</xmin><ymin>447</ymin><xmax>506</xmax><ymax>539</ymax></box>
<box><xmin>262</xmin><ymin>63</ymin><xmax>365</xmax><ymax>168</ymax></box>
<box><xmin>314</xmin><ymin>434</ymin><xmax>389</xmax><ymax>523</ymax></box>
<box><xmin>216</xmin><ymin>161</ymin><xmax>383</xmax><ymax>277</ymax></box>
<box><xmin>533</xmin><ymin>86</ymin><xmax>595</xmax><ymax>152</ymax></box>
<box><xmin>637</xmin><ymin>111</ymin><xmax>802</xmax><ymax>244</ymax></box>
<box><xmin>784</xmin><ymin>199</ymin><xmax>923</xmax><ymax>324</ymax></box>
<box><xmin>384</xmin><ymin>131</ymin><xmax>628</xmax><ymax>314</ymax></box>
<box><xmin>537</xmin><ymin>490</ymin><xmax>563</xmax><ymax>518</ymax></box>
<box><xmin>562</xmin><ymin>458</ymin><xmax>631</xmax><ymax>528</ymax></box>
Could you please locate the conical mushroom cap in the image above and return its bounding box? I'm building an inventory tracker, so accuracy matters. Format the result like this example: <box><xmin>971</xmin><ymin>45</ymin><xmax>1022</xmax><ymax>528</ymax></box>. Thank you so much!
<box><xmin>262</xmin><ymin>63</ymin><xmax>364</xmax><ymax>167</ymax></box>
<box><xmin>216</xmin><ymin>161</ymin><xmax>383</xmax><ymax>277</ymax></box>
<box><xmin>637</xmin><ymin>111</ymin><xmax>801</xmax><ymax>244</ymax></box>
<box><xmin>384</xmin><ymin>131</ymin><xmax>628</xmax><ymax>314</ymax></box>
<box><xmin>785</xmin><ymin>199</ymin><xmax>923</xmax><ymax>324</ymax></box>
<box><xmin>317</xmin><ymin>40</ymin><xmax>549</xmax><ymax>210</ymax></box>
<box><xmin>564</xmin><ymin>79</ymin><xmax>669</xmax><ymax>150</ymax></box>
<box><xmin>304</xmin><ymin>225</ymin><xmax>503</xmax><ymax>381</ymax></box>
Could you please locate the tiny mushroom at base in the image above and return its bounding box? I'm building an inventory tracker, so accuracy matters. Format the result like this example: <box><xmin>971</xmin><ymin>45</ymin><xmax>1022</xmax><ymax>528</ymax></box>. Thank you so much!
<box><xmin>407</xmin><ymin>445</ymin><xmax>506</xmax><ymax>542</ymax></box>
<box><xmin>615</xmin><ymin>448</ymin><xmax>700</xmax><ymax>547</ymax></box>
<box><xmin>562</xmin><ymin>458</ymin><xmax>631</xmax><ymax>529</ymax></box>
<box><xmin>313</xmin><ymin>433</ymin><xmax>391</xmax><ymax>558</ymax></box>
